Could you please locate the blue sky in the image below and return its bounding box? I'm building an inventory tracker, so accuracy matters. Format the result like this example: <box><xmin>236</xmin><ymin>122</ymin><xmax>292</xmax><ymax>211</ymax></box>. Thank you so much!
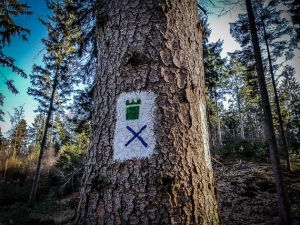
<box><xmin>0</xmin><ymin>1</ymin><xmax>299</xmax><ymax>136</ymax></box>
<box><xmin>0</xmin><ymin>0</ymin><xmax>48</xmax><ymax>134</ymax></box>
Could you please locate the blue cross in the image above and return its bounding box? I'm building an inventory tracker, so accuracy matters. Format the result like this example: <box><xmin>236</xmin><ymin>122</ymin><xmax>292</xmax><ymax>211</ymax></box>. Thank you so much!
<box><xmin>125</xmin><ymin>125</ymin><xmax>148</xmax><ymax>147</ymax></box>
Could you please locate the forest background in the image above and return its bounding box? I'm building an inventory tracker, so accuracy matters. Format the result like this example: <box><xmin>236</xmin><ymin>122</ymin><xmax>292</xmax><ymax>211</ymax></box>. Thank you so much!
<box><xmin>0</xmin><ymin>0</ymin><xmax>300</xmax><ymax>224</ymax></box>
<box><xmin>1</xmin><ymin>0</ymin><xmax>299</xmax><ymax>134</ymax></box>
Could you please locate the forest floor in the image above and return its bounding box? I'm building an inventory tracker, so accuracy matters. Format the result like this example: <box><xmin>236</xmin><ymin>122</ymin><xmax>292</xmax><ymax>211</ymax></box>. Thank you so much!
<box><xmin>214</xmin><ymin>158</ymin><xmax>300</xmax><ymax>225</ymax></box>
<box><xmin>0</xmin><ymin>159</ymin><xmax>299</xmax><ymax>225</ymax></box>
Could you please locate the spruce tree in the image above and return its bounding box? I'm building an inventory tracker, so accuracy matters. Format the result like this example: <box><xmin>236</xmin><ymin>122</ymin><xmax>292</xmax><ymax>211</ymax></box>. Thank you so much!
<box><xmin>0</xmin><ymin>0</ymin><xmax>32</xmax><ymax>118</ymax></box>
<box><xmin>10</xmin><ymin>118</ymin><xmax>28</xmax><ymax>157</ymax></box>
<box><xmin>28</xmin><ymin>0</ymin><xmax>81</xmax><ymax>207</ymax></box>
<box><xmin>76</xmin><ymin>0</ymin><xmax>220</xmax><ymax>223</ymax></box>
<box><xmin>245</xmin><ymin>0</ymin><xmax>292</xmax><ymax>223</ymax></box>
<box><xmin>285</xmin><ymin>0</ymin><xmax>300</xmax><ymax>39</ymax></box>
<box><xmin>279</xmin><ymin>66</ymin><xmax>300</xmax><ymax>155</ymax></box>
<box><xmin>203</xmin><ymin>40</ymin><xmax>227</xmax><ymax>148</ymax></box>
<box><xmin>230</xmin><ymin>0</ymin><xmax>298</xmax><ymax>170</ymax></box>
<box><xmin>201</xmin><ymin>15</ymin><xmax>227</xmax><ymax>148</ymax></box>
<box><xmin>28</xmin><ymin>114</ymin><xmax>46</xmax><ymax>153</ymax></box>
<box><xmin>3</xmin><ymin>105</ymin><xmax>26</xmax><ymax>176</ymax></box>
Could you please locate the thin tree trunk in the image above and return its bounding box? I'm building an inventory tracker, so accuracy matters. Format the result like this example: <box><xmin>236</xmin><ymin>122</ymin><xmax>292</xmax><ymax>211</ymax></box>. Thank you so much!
<box><xmin>12</xmin><ymin>127</ymin><xmax>20</xmax><ymax>158</ymax></box>
<box><xmin>206</xmin><ymin>98</ymin><xmax>216</xmax><ymax>156</ymax></box>
<box><xmin>28</xmin><ymin>70</ymin><xmax>59</xmax><ymax>207</ymax></box>
<box><xmin>4</xmin><ymin>157</ymin><xmax>9</xmax><ymax>178</ymax></box>
<box><xmin>285</xmin><ymin>73</ymin><xmax>300</xmax><ymax>127</ymax></box>
<box><xmin>260</xmin><ymin>12</ymin><xmax>291</xmax><ymax>171</ymax></box>
<box><xmin>214</xmin><ymin>89</ymin><xmax>223</xmax><ymax>145</ymax></box>
<box><xmin>245</xmin><ymin>0</ymin><xmax>292</xmax><ymax>224</ymax></box>
<box><xmin>236</xmin><ymin>84</ymin><xmax>245</xmax><ymax>139</ymax></box>
<box><xmin>76</xmin><ymin>0</ymin><xmax>220</xmax><ymax>224</ymax></box>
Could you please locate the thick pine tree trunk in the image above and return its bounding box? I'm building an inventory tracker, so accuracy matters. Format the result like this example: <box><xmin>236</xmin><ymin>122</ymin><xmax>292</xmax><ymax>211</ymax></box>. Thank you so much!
<box><xmin>76</xmin><ymin>0</ymin><xmax>220</xmax><ymax>224</ymax></box>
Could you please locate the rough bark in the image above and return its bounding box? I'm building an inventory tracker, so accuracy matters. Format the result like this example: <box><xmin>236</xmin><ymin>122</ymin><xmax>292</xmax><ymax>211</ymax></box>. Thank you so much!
<box><xmin>245</xmin><ymin>0</ymin><xmax>292</xmax><ymax>224</ymax></box>
<box><xmin>76</xmin><ymin>0</ymin><xmax>220</xmax><ymax>224</ymax></box>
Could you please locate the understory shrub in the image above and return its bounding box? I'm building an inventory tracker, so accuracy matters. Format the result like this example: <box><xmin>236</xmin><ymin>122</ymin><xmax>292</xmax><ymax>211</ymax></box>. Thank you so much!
<box><xmin>217</xmin><ymin>134</ymin><xmax>268</xmax><ymax>161</ymax></box>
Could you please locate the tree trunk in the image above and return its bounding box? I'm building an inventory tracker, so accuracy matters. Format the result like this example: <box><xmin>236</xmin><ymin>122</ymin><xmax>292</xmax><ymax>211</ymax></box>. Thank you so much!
<box><xmin>75</xmin><ymin>0</ymin><xmax>220</xmax><ymax>224</ymax></box>
<box><xmin>28</xmin><ymin>69</ymin><xmax>59</xmax><ymax>207</ymax></box>
<box><xmin>12</xmin><ymin>126</ymin><xmax>20</xmax><ymax>158</ymax></box>
<box><xmin>245</xmin><ymin>0</ymin><xmax>292</xmax><ymax>224</ymax></box>
<box><xmin>235</xmin><ymin>84</ymin><xmax>244</xmax><ymax>139</ymax></box>
<box><xmin>206</xmin><ymin>98</ymin><xmax>216</xmax><ymax>156</ymax></box>
<box><xmin>214</xmin><ymin>89</ymin><xmax>223</xmax><ymax>146</ymax></box>
<box><xmin>4</xmin><ymin>156</ymin><xmax>9</xmax><ymax>178</ymax></box>
<box><xmin>260</xmin><ymin>14</ymin><xmax>291</xmax><ymax>171</ymax></box>
<box><xmin>284</xmin><ymin>72</ymin><xmax>300</xmax><ymax>127</ymax></box>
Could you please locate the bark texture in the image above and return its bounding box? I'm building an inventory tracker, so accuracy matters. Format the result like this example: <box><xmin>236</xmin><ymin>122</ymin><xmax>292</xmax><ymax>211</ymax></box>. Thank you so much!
<box><xmin>76</xmin><ymin>0</ymin><xmax>220</xmax><ymax>224</ymax></box>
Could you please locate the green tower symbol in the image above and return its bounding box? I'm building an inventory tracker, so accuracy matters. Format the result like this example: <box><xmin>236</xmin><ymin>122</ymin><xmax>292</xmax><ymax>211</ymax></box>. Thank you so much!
<box><xmin>126</xmin><ymin>99</ymin><xmax>141</xmax><ymax>120</ymax></box>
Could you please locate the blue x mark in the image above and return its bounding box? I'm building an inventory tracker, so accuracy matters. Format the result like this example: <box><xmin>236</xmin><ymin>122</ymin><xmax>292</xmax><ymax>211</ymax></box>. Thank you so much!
<box><xmin>125</xmin><ymin>125</ymin><xmax>148</xmax><ymax>147</ymax></box>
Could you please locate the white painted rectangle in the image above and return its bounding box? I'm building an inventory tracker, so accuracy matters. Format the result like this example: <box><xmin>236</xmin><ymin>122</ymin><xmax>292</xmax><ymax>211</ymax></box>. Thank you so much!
<box><xmin>113</xmin><ymin>91</ymin><xmax>157</xmax><ymax>160</ymax></box>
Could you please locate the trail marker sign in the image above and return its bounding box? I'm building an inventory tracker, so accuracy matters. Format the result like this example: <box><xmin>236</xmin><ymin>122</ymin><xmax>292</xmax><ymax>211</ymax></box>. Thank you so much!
<box><xmin>113</xmin><ymin>91</ymin><xmax>156</xmax><ymax>160</ymax></box>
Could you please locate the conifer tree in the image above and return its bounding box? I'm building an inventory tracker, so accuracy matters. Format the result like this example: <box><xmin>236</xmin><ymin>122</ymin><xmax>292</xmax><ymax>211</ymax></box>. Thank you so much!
<box><xmin>230</xmin><ymin>0</ymin><xmax>298</xmax><ymax>170</ymax></box>
<box><xmin>2</xmin><ymin>105</ymin><xmax>26</xmax><ymax>176</ymax></box>
<box><xmin>279</xmin><ymin>66</ymin><xmax>300</xmax><ymax>155</ymax></box>
<box><xmin>76</xmin><ymin>0</ymin><xmax>220</xmax><ymax>223</ymax></box>
<box><xmin>69</xmin><ymin>85</ymin><xmax>94</xmax><ymax>134</ymax></box>
<box><xmin>259</xmin><ymin>6</ymin><xmax>291</xmax><ymax>170</ymax></box>
<box><xmin>0</xmin><ymin>128</ymin><xmax>9</xmax><ymax>174</ymax></box>
<box><xmin>28</xmin><ymin>114</ymin><xmax>46</xmax><ymax>152</ymax></box>
<box><xmin>28</xmin><ymin>0</ymin><xmax>81</xmax><ymax>207</ymax></box>
<box><xmin>10</xmin><ymin>118</ymin><xmax>28</xmax><ymax>157</ymax></box>
<box><xmin>285</xmin><ymin>0</ymin><xmax>300</xmax><ymax>39</ymax></box>
<box><xmin>0</xmin><ymin>0</ymin><xmax>32</xmax><ymax>118</ymax></box>
<box><xmin>226</xmin><ymin>56</ymin><xmax>248</xmax><ymax>139</ymax></box>
<box><xmin>204</xmin><ymin>39</ymin><xmax>227</xmax><ymax>147</ymax></box>
<box><xmin>201</xmin><ymin>15</ymin><xmax>227</xmax><ymax>148</ymax></box>
<box><xmin>245</xmin><ymin>0</ymin><xmax>292</xmax><ymax>223</ymax></box>
<box><xmin>7</xmin><ymin>104</ymin><xmax>26</xmax><ymax>135</ymax></box>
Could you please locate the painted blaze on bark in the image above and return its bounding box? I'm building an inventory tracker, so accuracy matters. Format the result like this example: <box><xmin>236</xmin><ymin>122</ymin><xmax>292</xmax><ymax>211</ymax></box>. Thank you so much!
<box><xmin>114</xmin><ymin>91</ymin><xmax>157</xmax><ymax>159</ymax></box>
<box><xmin>76</xmin><ymin>0</ymin><xmax>220</xmax><ymax>224</ymax></box>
